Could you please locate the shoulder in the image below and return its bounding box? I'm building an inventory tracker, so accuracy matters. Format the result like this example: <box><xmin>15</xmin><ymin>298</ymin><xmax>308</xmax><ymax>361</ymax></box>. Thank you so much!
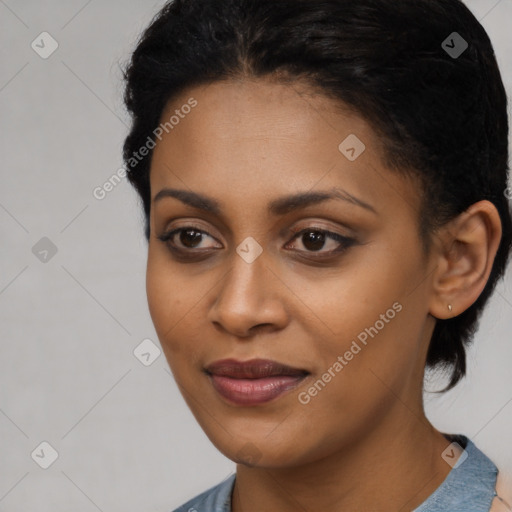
<box><xmin>171</xmin><ymin>474</ymin><xmax>236</xmax><ymax>512</ymax></box>
<box><xmin>489</xmin><ymin>471</ymin><xmax>512</xmax><ymax>512</ymax></box>
<box><xmin>414</xmin><ymin>435</ymin><xmax>499</xmax><ymax>511</ymax></box>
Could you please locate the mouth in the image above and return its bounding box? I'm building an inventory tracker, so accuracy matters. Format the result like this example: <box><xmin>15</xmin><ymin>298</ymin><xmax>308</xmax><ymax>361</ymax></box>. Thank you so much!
<box><xmin>204</xmin><ymin>358</ymin><xmax>310</xmax><ymax>406</ymax></box>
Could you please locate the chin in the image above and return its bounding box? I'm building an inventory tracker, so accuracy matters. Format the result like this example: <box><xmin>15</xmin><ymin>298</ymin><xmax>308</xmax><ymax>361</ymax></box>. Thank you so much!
<box><xmin>205</xmin><ymin>430</ymin><xmax>313</xmax><ymax>469</ymax></box>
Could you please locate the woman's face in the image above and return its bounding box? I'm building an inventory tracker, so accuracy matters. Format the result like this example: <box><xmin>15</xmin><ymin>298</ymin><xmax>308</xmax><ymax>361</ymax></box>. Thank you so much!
<box><xmin>147</xmin><ymin>78</ymin><xmax>437</xmax><ymax>467</ymax></box>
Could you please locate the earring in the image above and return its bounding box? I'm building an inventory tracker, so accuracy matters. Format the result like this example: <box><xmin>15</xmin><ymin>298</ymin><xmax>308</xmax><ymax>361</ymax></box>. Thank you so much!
<box><xmin>448</xmin><ymin>304</ymin><xmax>453</xmax><ymax>312</ymax></box>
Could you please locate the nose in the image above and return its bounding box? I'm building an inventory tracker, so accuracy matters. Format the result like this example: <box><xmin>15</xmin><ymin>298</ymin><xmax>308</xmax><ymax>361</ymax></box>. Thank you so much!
<box><xmin>207</xmin><ymin>249</ymin><xmax>289</xmax><ymax>338</ymax></box>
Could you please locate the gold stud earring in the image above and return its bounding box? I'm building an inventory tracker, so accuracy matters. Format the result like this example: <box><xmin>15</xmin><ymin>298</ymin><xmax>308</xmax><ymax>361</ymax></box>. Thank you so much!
<box><xmin>448</xmin><ymin>304</ymin><xmax>453</xmax><ymax>312</ymax></box>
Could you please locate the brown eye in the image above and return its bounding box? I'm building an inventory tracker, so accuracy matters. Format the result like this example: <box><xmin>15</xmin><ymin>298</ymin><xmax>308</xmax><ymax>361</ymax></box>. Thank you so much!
<box><xmin>300</xmin><ymin>231</ymin><xmax>328</xmax><ymax>251</ymax></box>
<box><xmin>177</xmin><ymin>228</ymin><xmax>204</xmax><ymax>248</ymax></box>
<box><xmin>286</xmin><ymin>228</ymin><xmax>355</xmax><ymax>256</ymax></box>
<box><xmin>157</xmin><ymin>226</ymin><xmax>221</xmax><ymax>252</ymax></box>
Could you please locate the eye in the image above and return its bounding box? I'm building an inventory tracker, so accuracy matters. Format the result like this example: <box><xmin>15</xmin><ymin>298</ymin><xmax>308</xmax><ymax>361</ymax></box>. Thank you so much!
<box><xmin>285</xmin><ymin>227</ymin><xmax>355</xmax><ymax>255</ymax></box>
<box><xmin>157</xmin><ymin>226</ymin><xmax>221</xmax><ymax>252</ymax></box>
<box><xmin>157</xmin><ymin>224</ymin><xmax>356</xmax><ymax>260</ymax></box>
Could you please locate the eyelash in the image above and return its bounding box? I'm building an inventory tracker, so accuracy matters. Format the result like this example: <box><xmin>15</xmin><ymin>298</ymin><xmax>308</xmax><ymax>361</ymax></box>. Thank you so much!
<box><xmin>157</xmin><ymin>224</ymin><xmax>355</xmax><ymax>260</ymax></box>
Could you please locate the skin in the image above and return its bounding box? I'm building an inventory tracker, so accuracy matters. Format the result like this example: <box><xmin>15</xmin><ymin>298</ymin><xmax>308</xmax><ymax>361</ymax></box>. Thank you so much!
<box><xmin>146</xmin><ymin>77</ymin><xmax>502</xmax><ymax>511</ymax></box>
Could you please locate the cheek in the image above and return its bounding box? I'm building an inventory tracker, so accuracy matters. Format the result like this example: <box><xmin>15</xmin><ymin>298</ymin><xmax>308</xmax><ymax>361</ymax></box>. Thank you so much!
<box><xmin>293</xmin><ymin>247</ymin><xmax>426</xmax><ymax>378</ymax></box>
<box><xmin>145</xmin><ymin>247</ymin><xmax>213</xmax><ymax>370</ymax></box>
<box><xmin>146</xmin><ymin>249</ymin><xmax>187</xmax><ymax>354</ymax></box>
<box><xmin>146</xmin><ymin>251</ymin><xmax>171</xmax><ymax>330</ymax></box>
<box><xmin>285</xmin><ymin>256</ymin><xmax>404</xmax><ymax>343</ymax></box>
<box><xmin>146</xmin><ymin>243</ymin><xmax>196</xmax><ymax>322</ymax></box>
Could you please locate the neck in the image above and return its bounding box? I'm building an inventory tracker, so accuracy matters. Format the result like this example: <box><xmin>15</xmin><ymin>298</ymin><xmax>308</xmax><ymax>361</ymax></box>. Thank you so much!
<box><xmin>232</xmin><ymin>406</ymin><xmax>452</xmax><ymax>512</ymax></box>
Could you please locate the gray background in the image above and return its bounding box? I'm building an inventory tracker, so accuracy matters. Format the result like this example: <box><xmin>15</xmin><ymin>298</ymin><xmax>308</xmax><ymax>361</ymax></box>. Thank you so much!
<box><xmin>0</xmin><ymin>0</ymin><xmax>511</xmax><ymax>510</ymax></box>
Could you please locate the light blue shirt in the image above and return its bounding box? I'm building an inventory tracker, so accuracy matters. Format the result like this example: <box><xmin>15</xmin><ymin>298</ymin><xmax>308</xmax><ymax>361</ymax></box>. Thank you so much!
<box><xmin>173</xmin><ymin>435</ymin><xmax>498</xmax><ymax>512</ymax></box>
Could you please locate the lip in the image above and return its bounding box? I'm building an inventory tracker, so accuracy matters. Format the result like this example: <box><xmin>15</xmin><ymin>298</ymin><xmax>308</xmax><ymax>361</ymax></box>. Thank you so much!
<box><xmin>205</xmin><ymin>358</ymin><xmax>309</xmax><ymax>406</ymax></box>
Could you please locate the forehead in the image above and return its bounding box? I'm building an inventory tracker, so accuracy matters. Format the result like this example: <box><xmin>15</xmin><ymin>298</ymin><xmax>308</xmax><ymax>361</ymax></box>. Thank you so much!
<box><xmin>149</xmin><ymin>78</ymin><xmax>419</xmax><ymax>221</ymax></box>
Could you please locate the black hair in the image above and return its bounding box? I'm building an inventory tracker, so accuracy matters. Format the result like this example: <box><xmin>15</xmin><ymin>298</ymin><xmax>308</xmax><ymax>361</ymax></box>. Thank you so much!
<box><xmin>121</xmin><ymin>0</ymin><xmax>512</xmax><ymax>390</ymax></box>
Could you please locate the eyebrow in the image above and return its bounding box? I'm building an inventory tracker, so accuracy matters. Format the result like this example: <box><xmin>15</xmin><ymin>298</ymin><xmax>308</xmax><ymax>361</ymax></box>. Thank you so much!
<box><xmin>152</xmin><ymin>187</ymin><xmax>377</xmax><ymax>216</ymax></box>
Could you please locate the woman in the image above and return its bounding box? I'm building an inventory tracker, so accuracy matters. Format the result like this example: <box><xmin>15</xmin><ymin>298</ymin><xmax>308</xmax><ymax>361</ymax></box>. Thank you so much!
<box><xmin>121</xmin><ymin>0</ymin><xmax>512</xmax><ymax>510</ymax></box>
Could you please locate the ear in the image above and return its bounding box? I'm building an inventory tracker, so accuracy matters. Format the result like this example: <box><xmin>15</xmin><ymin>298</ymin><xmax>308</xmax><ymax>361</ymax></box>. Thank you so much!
<box><xmin>429</xmin><ymin>200</ymin><xmax>502</xmax><ymax>320</ymax></box>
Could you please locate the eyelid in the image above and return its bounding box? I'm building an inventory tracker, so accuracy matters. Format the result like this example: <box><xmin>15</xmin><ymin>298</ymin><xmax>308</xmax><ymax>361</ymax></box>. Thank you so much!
<box><xmin>158</xmin><ymin>219</ymin><xmax>350</xmax><ymax>243</ymax></box>
<box><xmin>157</xmin><ymin>224</ymin><xmax>221</xmax><ymax>246</ymax></box>
<box><xmin>158</xmin><ymin>222</ymin><xmax>355</xmax><ymax>259</ymax></box>
<box><xmin>285</xmin><ymin>225</ymin><xmax>354</xmax><ymax>251</ymax></box>
<box><xmin>286</xmin><ymin>221</ymin><xmax>351</xmax><ymax>237</ymax></box>
<box><xmin>158</xmin><ymin>219</ymin><xmax>221</xmax><ymax>240</ymax></box>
